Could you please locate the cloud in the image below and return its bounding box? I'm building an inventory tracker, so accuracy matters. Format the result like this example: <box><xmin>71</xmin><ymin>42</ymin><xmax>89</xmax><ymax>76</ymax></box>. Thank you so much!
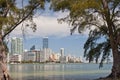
<box><xmin>10</xmin><ymin>11</ymin><xmax>90</xmax><ymax>39</ymax></box>
<box><xmin>33</xmin><ymin>16</ymin><xmax>70</xmax><ymax>37</ymax></box>
<box><xmin>10</xmin><ymin>12</ymin><xmax>71</xmax><ymax>38</ymax></box>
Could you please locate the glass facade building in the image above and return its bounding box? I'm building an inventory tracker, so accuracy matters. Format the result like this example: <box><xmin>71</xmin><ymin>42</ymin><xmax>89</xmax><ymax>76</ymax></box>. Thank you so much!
<box><xmin>11</xmin><ymin>37</ymin><xmax>23</xmax><ymax>54</ymax></box>
<box><xmin>43</xmin><ymin>37</ymin><xmax>48</xmax><ymax>49</ymax></box>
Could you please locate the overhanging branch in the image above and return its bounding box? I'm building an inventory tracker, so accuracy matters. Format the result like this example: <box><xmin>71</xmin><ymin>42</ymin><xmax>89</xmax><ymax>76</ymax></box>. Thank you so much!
<box><xmin>2</xmin><ymin>3</ymin><xmax>40</xmax><ymax>40</ymax></box>
<box><xmin>87</xmin><ymin>22</ymin><xmax>109</xmax><ymax>35</ymax></box>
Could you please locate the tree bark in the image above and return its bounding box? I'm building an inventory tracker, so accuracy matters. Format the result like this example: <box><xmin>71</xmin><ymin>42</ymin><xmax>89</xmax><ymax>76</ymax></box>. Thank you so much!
<box><xmin>101</xmin><ymin>0</ymin><xmax>120</xmax><ymax>79</ymax></box>
<box><xmin>107</xmin><ymin>50</ymin><xmax>120</xmax><ymax>79</ymax></box>
<box><xmin>0</xmin><ymin>34</ymin><xmax>11</xmax><ymax>80</ymax></box>
<box><xmin>106</xmin><ymin>15</ymin><xmax>120</xmax><ymax>80</ymax></box>
<box><xmin>106</xmin><ymin>14</ymin><xmax>120</xmax><ymax>79</ymax></box>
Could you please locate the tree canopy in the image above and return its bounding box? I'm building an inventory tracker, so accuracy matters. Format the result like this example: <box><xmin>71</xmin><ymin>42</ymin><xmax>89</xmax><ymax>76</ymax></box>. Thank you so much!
<box><xmin>0</xmin><ymin>0</ymin><xmax>48</xmax><ymax>79</ymax></box>
<box><xmin>0</xmin><ymin>0</ymin><xmax>47</xmax><ymax>40</ymax></box>
<box><xmin>51</xmin><ymin>0</ymin><xmax>120</xmax><ymax>67</ymax></box>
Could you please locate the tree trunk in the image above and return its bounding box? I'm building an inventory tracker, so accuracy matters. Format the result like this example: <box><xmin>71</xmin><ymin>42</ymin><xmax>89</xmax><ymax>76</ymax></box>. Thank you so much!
<box><xmin>106</xmin><ymin>25</ymin><xmax>120</xmax><ymax>79</ymax></box>
<box><xmin>106</xmin><ymin>24</ymin><xmax>120</xmax><ymax>79</ymax></box>
<box><xmin>101</xmin><ymin>0</ymin><xmax>120</xmax><ymax>79</ymax></box>
<box><xmin>0</xmin><ymin>34</ymin><xmax>11</xmax><ymax>80</ymax></box>
<box><xmin>107</xmin><ymin>48</ymin><xmax>120</xmax><ymax>79</ymax></box>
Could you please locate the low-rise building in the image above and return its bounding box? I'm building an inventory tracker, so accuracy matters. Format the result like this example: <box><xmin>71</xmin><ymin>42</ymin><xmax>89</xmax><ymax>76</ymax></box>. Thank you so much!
<box><xmin>9</xmin><ymin>54</ymin><xmax>22</xmax><ymax>63</ymax></box>
<box><xmin>23</xmin><ymin>50</ymin><xmax>41</xmax><ymax>62</ymax></box>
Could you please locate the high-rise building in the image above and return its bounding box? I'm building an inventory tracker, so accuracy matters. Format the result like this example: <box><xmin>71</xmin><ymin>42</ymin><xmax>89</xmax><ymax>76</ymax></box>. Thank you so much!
<box><xmin>43</xmin><ymin>37</ymin><xmax>48</xmax><ymax>49</ymax></box>
<box><xmin>39</xmin><ymin>48</ymin><xmax>53</xmax><ymax>62</ymax></box>
<box><xmin>11</xmin><ymin>37</ymin><xmax>23</xmax><ymax>54</ymax></box>
<box><xmin>60</xmin><ymin>48</ymin><xmax>64</xmax><ymax>57</ymax></box>
<box><xmin>60</xmin><ymin>48</ymin><xmax>65</xmax><ymax>63</ymax></box>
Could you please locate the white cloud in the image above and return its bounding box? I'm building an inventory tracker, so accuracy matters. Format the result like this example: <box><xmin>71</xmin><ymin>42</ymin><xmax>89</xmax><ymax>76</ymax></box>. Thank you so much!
<box><xmin>10</xmin><ymin>12</ymin><xmax>71</xmax><ymax>38</ymax></box>
<box><xmin>33</xmin><ymin>16</ymin><xmax>70</xmax><ymax>37</ymax></box>
<box><xmin>10</xmin><ymin>11</ymin><xmax>90</xmax><ymax>38</ymax></box>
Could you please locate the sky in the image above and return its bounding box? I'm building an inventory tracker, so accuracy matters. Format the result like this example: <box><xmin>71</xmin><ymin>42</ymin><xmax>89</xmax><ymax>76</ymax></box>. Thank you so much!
<box><xmin>9</xmin><ymin>1</ymin><xmax>89</xmax><ymax>58</ymax></box>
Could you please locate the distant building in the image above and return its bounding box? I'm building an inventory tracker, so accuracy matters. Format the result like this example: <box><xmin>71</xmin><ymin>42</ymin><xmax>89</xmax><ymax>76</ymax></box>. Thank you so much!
<box><xmin>60</xmin><ymin>48</ymin><xmax>65</xmax><ymax>63</ymax></box>
<box><xmin>67</xmin><ymin>56</ymin><xmax>81</xmax><ymax>63</ymax></box>
<box><xmin>64</xmin><ymin>56</ymin><xmax>69</xmax><ymax>63</ymax></box>
<box><xmin>9</xmin><ymin>54</ymin><xmax>22</xmax><ymax>63</ymax></box>
<box><xmin>22</xmin><ymin>49</ymin><xmax>52</xmax><ymax>63</ymax></box>
<box><xmin>49</xmin><ymin>53</ymin><xmax>60</xmax><ymax>62</ymax></box>
<box><xmin>23</xmin><ymin>51</ymin><xmax>34</xmax><ymax>62</ymax></box>
<box><xmin>39</xmin><ymin>48</ymin><xmax>53</xmax><ymax>62</ymax></box>
<box><xmin>39</xmin><ymin>50</ymin><xmax>44</xmax><ymax>62</ymax></box>
<box><xmin>35</xmin><ymin>50</ymin><xmax>41</xmax><ymax>62</ymax></box>
<box><xmin>23</xmin><ymin>51</ymin><xmax>38</xmax><ymax>62</ymax></box>
<box><xmin>11</xmin><ymin>37</ymin><xmax>23</xmax><ymax>55</ymax></box>
<box><xmin>60</xmin><ymin>48</ymin><xmax>64</xmax><ymax>57</ymax></box>
<box><xmin>49</xmin><ymin>54</ymin><xmax>55</xmax><ymax>62</ymax></box>
<box><xmin>43</xmin><ymin>37</ymin><xmax>48</xmax><ymax>49</ymax></box>
<box><xmin>30</xmin><ymin>45</ymin><xmax>35</xmax><ymax>50</ymax></box>
<box><xmin>56</xmin><ymin>53</ymin><xmax>61</xmax><ymax>61</ymax></box>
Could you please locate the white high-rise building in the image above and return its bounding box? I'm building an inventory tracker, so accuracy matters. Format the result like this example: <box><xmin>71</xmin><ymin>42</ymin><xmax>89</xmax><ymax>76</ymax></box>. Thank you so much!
<box><xmin>60</xmin><ymin>48</ymin><xmax>65</xmax><ymax>63</ymax></box>
<box><xmin>41</xmin><ymin>37</ymin><xmax>52</xmax><ymax>62</ymax></box>
<box><xmin>39</xmin><ymin>50</ymin><xmax>44</xmax><ymax>62</ymax></box>
<box><xmin>11</xmin><ymin>37</ymin><xmax>23</xmax><ymax>55</ymax></box>
<box><xmin>39</xmin><ymin>48</ymin><xmax>52</xmax><ymax>62</ymax></box>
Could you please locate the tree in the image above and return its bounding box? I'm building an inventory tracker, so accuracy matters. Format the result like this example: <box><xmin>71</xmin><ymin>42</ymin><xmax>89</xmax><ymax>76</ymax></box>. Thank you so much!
<box><xmin>51</xmin><ymin>0</ymin><xmax>120</xmax><ymax>79</ymax></box>
<box><xmin>0</xmin><ymin>0</ymin><xmax>47</xmax><ymax>80</ymax></box>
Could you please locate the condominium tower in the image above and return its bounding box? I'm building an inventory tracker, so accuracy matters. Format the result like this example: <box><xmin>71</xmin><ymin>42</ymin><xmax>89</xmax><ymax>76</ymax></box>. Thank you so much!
<box><xmin>60</xmin><ymin>48</ymin><xmax>65</xmax><ymax>63</ymax></box>
<box><xmin>11</xmin><ymin>37</ymin><xmax>23</xmax><ymax>54</ymax></box>
<box><xmin>60</xmin><ymin>48</ymin><xmax>64</xmax><ymax>57</ymax></box>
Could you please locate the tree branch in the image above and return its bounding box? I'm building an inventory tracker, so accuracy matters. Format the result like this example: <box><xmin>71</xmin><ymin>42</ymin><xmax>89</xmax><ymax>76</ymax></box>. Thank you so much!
<box><xmin>87</xmin><ymin>22</ymin><xmax>109</xmax><ymax>35</ymax></box>
<box><xmin>3</xmin><ymin>0</ymin><xmax>10</xmax><ymax>17</ymax></box>
<box><xmin>2</xmin><ymin>3</ymin><xmax>40</xmax><ymax>40</ymax></box>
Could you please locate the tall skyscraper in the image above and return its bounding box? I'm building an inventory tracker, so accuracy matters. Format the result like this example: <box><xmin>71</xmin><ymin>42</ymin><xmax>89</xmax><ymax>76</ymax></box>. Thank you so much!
<box><xmin>11</xmin><ymin>37</ymin><xmax>23</xmax><ymax>54</ymax></box>
<box><xmin>60</xmin><ymin>48</ymin><xmax>64</xmax><ymax>57</ymax></box>
<box><xmin>43</xmin><ymin>37</ymin><xmax>48</xmax><ymax>49</ymax></box>
<box><xmin>60</xmin><ymin>48</ymin><xmax>65</xmax><ymax>63</ymax></box>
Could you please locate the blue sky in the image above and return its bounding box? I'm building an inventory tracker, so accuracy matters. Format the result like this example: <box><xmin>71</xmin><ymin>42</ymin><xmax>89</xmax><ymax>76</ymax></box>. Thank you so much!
<box><xmin>23</xmin><ymin>35</ymin><xmax>87</xmax><ymax>57</ymax></box>
<box><xmin>9</xmin><ymin>1</ymin><xmax>89</xmax><ymax>58</ymax></box>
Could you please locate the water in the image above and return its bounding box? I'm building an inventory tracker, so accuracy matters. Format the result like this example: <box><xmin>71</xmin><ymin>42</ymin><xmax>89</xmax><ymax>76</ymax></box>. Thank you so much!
<box><xmin>8</xmin><ymin>63</ymin><xmax>112</xmax><ymax>80</ymax></box>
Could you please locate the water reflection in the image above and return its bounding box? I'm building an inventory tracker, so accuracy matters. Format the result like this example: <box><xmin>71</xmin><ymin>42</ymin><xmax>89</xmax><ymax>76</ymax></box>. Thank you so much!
<box><xmin>8</xmin><ymin>63</ymin><xmax>112</xmax><ymax>80</ymax></box>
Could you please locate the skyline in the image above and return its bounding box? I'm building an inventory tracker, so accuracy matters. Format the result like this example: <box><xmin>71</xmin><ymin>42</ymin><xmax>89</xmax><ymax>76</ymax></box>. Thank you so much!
<box><xmin>9</xmin><ymin>37</ymin><xmax>82</xmax><ymax>64</ymax></box>
<box><xmin>8</xmin><ymin>2</ymin><xmax>89</xmax><ymax>58</ymax></box>
<box><xmin>8</xmin><ymin>36</ymin><xmax>87</xmax><ymax>57</ymax></box>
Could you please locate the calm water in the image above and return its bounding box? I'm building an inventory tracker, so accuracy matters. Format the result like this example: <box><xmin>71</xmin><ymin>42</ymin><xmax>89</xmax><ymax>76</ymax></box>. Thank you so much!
<box><xmin>8</xmin><ymin>63</ymin><xmax>112</xmax><ymax>80</ymax></box>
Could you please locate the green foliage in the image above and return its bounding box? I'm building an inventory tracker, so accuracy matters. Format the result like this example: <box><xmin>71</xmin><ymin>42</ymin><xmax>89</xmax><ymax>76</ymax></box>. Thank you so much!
<box><xmin>51</xmin><ymin>0</ymin><xmax>120</xmax><ymax>67</ymax></box>
<box><xmin>0</xmin><ymin>0</ymin><xmax>47</xmax><ymax>39</ymax></box>
<box><xmin>84</xmin><ymin>29</ymin><xmax>111</xmax><ymax>67</ymax></box>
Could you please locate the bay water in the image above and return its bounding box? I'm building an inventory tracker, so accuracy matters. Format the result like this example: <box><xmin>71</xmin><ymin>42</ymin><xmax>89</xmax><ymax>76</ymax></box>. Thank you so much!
<box><xmin>8</xmin><ymin>63</ymin><xmax>112</xmax><ymax>80</ymax></box>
